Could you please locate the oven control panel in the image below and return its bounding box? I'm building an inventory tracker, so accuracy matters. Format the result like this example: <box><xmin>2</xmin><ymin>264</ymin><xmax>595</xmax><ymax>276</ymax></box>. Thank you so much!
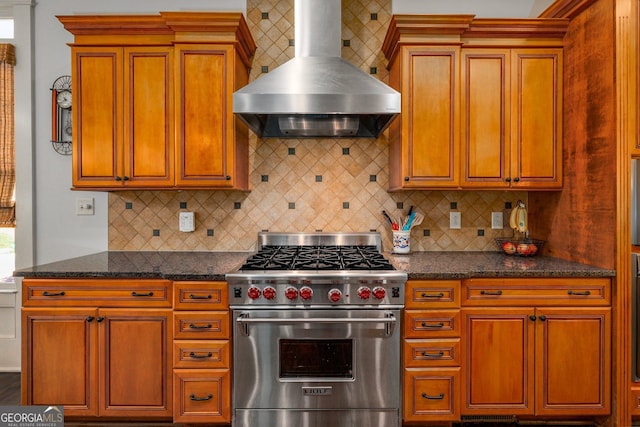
<box><xmin>229</xmin><ymin>280</ymin><xmax>405</xmax><ymax>307</ymax></box>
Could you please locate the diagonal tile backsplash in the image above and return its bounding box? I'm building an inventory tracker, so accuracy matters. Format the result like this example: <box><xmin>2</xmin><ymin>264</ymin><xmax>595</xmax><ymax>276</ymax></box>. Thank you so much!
<box><xmin>108</xmin><ymin>0</ymin><xmax>525</xmax><ymax>253</ymax></box>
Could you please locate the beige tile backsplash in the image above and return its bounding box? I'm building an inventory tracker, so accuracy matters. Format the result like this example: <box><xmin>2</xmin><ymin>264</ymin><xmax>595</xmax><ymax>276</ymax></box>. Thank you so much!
<box><xmin>108</xmin><ymin>0</ymin><xmax>525</xmax><ymax>252</ymax></box>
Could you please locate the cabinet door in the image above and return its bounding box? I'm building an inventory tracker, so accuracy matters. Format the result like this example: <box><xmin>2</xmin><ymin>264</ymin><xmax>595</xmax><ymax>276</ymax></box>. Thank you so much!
<box><xmin>462</xmin><ymin>308</ymin><xmax>535</xmax><ymax>415</ymax></box>
<box><xmin>22</xmin><ymin>308</ymin><xmax>99</xmax><ymax>416</ymax></box>
<box><xmin>390</xmin><ymin>47</ymin><xmax>460</xmax><ymax>189</ymax></box>
<box><xmin>99</xmin><ymin>308</ymin><xmax>172</xmax><ymax>418</ymax></box>
<box><xmin>123</xmin><ymin>47</ymin><xmax>174</xmax><ymax>187</ymax></box>
<box><xmin>535</xmin><ymin>307</ymin><xmax>610</xmax><ymax>415</ymax></box>
<box><xmin>510</xmin><ymin>49</ymin><xmax>563</xmax><ymax>189</ymax></box>
<box><xmin>72</xmin><ymin>47</ymin><xmax>123</xmax><ymax>188</ymax></box>
<box><xmin>461</xmin><ymin>49</ymin><xmax>511</xmax><ymax>188</ymax></box>
<box><xmin>175</xmin><ymin>44</ymin><xmax>236</xmax><ymax>188</ymax></box>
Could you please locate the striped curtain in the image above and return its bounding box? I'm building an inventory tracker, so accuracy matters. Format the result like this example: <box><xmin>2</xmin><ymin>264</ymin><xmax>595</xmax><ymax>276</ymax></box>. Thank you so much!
<box><xmin>0</xmin><ymin>44</ymin><xmax>14</xmax><ymax>227</ymax></box>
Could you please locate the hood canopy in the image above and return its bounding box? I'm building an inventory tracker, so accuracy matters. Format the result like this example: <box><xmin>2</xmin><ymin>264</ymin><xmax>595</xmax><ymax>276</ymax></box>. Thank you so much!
<box><xmin>233</xmin><ymin>0</ymin><xmax>400</xmax><ymax>138</ymax></box>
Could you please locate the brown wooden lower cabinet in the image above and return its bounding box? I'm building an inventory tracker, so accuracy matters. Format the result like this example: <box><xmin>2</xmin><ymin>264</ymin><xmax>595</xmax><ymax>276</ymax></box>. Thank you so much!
<box><xmin>461</xmin><ymin>278</ymin><xmax>612</xmax><ymax>418</ymax></box>
<box><xmin>22</xmin><ymin>306</ymin><xmax>173</xmax><ymax>419</ymax></box>
<box><xmin>172</xmin><ymin>281</ymin><xmax>231</xmax><ymax>424</ymax></box>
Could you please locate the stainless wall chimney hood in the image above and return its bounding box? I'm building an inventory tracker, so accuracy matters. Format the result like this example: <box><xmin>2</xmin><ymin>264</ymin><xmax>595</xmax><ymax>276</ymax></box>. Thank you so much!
<box><xmin>233</xmin><ymin>0</ymin><xmax>401</xmax><ymax>138</ymax></box>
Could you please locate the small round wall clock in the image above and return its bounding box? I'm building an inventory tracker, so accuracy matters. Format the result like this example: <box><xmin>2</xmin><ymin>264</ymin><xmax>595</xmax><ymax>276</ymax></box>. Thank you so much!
<box><xmin>50</xmin><ymin>75</ymin><xmax>72</xmax><ymax>155</ymax></box>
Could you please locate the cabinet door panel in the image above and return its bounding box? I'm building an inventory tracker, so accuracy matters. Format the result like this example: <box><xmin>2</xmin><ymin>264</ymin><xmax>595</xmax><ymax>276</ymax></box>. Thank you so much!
<box><xmin>124</xmin><ymin>47</ymin><xmax>174</xmax><ymax>186</ymax></box>
<box><xmin>462</xmin><ymin>50</ymin><xmax>510</xmax><ymax>187</ymax></box>
<box><xmin>100</xmin><ymin>309</ymin><xmax>172</xmax><ymax>417</ymax></box>
<box><xmin>73</xmin><ymin>47</ymin><xmax>123</xmax><ymax>187</ymax></box>
<box><xmin>401</xmin><ymin>47</ymin><xmax>459</xmax><ymax>188</ymax></box>
<box><xmin>535</xmin><ymin>307</ymin><xmax>610</xmax><ymax>415</ymax></box>
<box><xmin>22</xmin><ymin>308</ymin><xmax>98</xmax><ymax>416</ymax></box>
<box><xmin>462</xmin><ymin>308</ymin><xmax>534</xmax><ymax>414</ymax></box>
<box><xmin>511</xmin><ymin>49</ymin><xmax>562</xmax><ymax>188</ymax></box>
<box><xmin>176</xmin><ymin>45</ymin><xmax>233</xmax><ymax>187</ymax></box>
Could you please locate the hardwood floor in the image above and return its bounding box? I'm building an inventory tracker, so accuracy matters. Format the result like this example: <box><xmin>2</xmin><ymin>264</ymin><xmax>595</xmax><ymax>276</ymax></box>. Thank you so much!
<box><xmin>0</xmin><ymin>372</ymin><xmax>20</xmax><ymax>405</ymax></box>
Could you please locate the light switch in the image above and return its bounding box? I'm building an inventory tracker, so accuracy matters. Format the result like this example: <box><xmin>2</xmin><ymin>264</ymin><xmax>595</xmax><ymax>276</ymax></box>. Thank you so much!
<box><xmin>179</xmin><ymin>211</ymin><xmax>195</xmax><ymax>232</ymax></box>
<box><xmin>76</xmin><ymin>198</ymin><xmax>94</xmax><ymax>216</ymax></box>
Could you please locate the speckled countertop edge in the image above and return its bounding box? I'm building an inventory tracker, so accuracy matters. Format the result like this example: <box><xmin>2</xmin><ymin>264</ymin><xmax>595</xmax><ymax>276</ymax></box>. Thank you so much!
<box><xmin>13</xmin><ymin>250</ymin><xmax>615</xmax><ymax>280</ymax></box>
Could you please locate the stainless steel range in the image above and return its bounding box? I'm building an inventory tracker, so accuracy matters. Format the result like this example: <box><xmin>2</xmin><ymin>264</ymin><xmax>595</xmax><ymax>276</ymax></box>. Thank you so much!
<box><xmin>226</xmin><ymin>232</ymin><xmax>407</xmax><ymax>427</ymax></box>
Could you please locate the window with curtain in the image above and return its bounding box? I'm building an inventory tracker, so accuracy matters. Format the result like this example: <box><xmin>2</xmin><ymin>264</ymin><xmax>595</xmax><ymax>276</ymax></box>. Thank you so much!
<box><xmin>0</xmin><ymin>43</ymin><xmax>14</xmax><ymax>228</ymax></box>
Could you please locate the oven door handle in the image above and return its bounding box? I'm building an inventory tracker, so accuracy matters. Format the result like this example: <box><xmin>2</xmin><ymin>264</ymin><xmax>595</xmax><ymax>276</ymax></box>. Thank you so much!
<box><xmin>235</xmin><ymin>312</ymin><xmax>397</xmax><ymax>337</ymax></box>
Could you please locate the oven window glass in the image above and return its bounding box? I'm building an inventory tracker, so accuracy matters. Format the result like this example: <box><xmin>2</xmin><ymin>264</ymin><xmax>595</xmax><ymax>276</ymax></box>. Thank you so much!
<box><xmin>280</xmin><ymin>339</ymin><xmax>353</xmax><ymax>378</ymax></box>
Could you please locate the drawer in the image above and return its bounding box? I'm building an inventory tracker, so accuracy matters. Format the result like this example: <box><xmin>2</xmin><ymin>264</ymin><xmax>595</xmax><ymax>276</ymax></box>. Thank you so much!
<box><xmin>174</xmin><ymin>312</ymin><xmax>229</xmax><ymax>339</ymax></box>
<box><xmin>173</xmin><ymin>340</ymin><xmax>230</xmax><ymax>368</ymax></box>
<box><xmin>405</xmin><ymin>280</ymin><xmax>460</xmax><ymax>309</ymax></box>
<box><xmin>173</xmin><ymin>369</ymin><xmax>230</xmax><ymax>424</ymax></box>
<box><xmin>462</xmin><ymin>277</ymin><xmax>611</xmax><ymax>307</ymax></box>
<box><xmin>23</xmin><ymin>279</ymin><xmax>172</xmax><ymax>307</ymax></box>
<box><xmin>404</xmin><ymin>310</ymin><xmax>460</xmax><ymax>338</ymax></box>
<box><xmin>174</xmin><ymin>281</ymin><xmax>228</xmax><ymax>310</ymax></box>
<box><xmin>404</xmin><ymin>338</ymin><xmax>460</xmax><ymax>367</ymax></box>
<box><xmin>403</xmin><ymin>367</ymin><xmax>460</xmax><ymax>422</ymax></box>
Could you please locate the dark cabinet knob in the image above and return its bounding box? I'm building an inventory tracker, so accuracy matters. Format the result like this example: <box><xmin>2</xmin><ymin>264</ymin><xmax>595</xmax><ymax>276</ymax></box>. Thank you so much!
<box><xmin>529</xmin><ymin>315</ymin><xmax>537</xmax><ymax>321</ymax></box>
<box><xmin>115</xmin><ymin>176</ymin><xmax>122</xmax><ymax>181</ymax></box>
<box><xmin>513</xmin><ymin>177</ymin><xmax>520</xmax><ymax>183</ymax></box>
<box><xmin>226</xmin><ymin>176</ymin><xmax>231</xmax><ymax>180</ymax></box>
<box><xmin>505</xmin><ymin>177</ymin><xmax>511</xmax><ymax>183</ymax></box>
<box><xmin>404</xmin><ymin>176</ymin><xmax>409</xmax><ymax>182</ymax></box>
<box><xmin>123</xmin><ymin>176</ymin><xmax>130</xmax><ymax>181</ymax></box>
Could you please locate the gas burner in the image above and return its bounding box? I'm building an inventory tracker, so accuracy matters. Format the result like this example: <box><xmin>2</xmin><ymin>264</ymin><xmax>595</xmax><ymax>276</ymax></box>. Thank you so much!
<box><xmin>227</xmin><ymin>232</ymin><xmax>407</xmax><ymax>308</ymax></box>
<box><xmin>238</xmin><ymin>245</ymin><xmax>394</xmax><ymax>271</ymax></box>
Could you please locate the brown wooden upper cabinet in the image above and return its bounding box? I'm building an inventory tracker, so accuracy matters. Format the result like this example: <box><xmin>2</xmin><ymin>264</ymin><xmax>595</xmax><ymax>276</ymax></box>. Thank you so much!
<box><xmin>383</xmin><ymin>16</ymin><xmax>568</xmax><ymax>191</ymax></box>
<box><xmin>58</xmin><ymin>13</ymin><xmax>256</xmax><ymax>191</ymax></box>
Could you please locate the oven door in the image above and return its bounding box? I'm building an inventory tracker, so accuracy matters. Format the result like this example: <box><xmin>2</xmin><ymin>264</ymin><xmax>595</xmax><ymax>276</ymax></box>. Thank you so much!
<box><xmin>232</xmin><ymin>309</ymin><xmax>401</xmax><ymax>427</ymax></box>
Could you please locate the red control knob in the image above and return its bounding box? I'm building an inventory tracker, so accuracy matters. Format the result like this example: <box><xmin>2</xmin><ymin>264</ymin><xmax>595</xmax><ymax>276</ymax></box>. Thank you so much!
<box><xmin>372</xmin><ymin>286</ymin><xmax>386</xmax><ymax>300</ymax></box>
<box><xmin>299</xmin><ymin>286</ymin><xmax>313</xmax><ymax>300</ymax></box>
<box><xmin>247</xmin><ymin>286</ymin><xmax>261</xmax><ymax>300</ymax></box>
<box><xmin>357</xmin><ymin>286</ymin><xmax>372</xmax><ymax>300</ymax></box>
<box><xmin>262</xmin><ymin>286</ymin><xmax>276</xmax><ymax>300</ymax></box>
<box><xmin>284</xmin><ymin>286</ymin><xmax>299</xmax><ymax>300</ymax></box>
<box><xmin>328</xmin><ymin>288</ymin><xmax>342</xmax><ymax>303</ymax></box>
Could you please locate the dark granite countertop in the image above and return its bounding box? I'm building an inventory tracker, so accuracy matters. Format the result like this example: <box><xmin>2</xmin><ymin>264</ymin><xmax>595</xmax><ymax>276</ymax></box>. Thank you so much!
<box><xmin>386</xmin><ymin>251</ymin><xmax>615</xmax><ymax>279</ymax></box>
<box><xmin>13</xmin><ymin>251</ymin><xmax>250</xmax><ymax>281</ymax></box>
<box><xmin>14</xmin><ymin>250</ymin><xmax>615</xmax><ymax>281</ymax></box>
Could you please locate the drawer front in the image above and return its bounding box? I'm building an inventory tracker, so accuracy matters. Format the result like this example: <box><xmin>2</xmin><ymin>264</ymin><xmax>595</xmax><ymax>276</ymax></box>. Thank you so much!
<box><xmin>174</xmin><ymin>281</ymin><xmax>228</xmax><ymax>310</ymax></box>
<box><xmin>462</xmin><ymin>278</ymin><xmax>611</xmax><ymax>307</ymax></box>
<box><xmin>404</xmin><ymin>310</ymin><xmax>460</xmax><ymax>338</ymax></box>
<box><xmin>404</xmin><ymin>367</ymin><xmax>460</xmax><ymax>422</ymax></box>
<box><xmin>174</xmin><ymin>312</ymin><xmax>229</xmax><ymax>339</ymax></box>
<box><xmin>404</xmin><ymin>338</ymin><xmax>460</xmax><ymax>367</ymax></box>
<box><xmin>406</xmin><ymin>280</ymin><xmax>461</xmax><ymax>309</ymax></box>
<box><xmin>173</xmin><ymin>340</ymin><xmax>230</xmax><ymax>368</ymax></box>
<box><xmin>23</xmin><ymin>279</ymin><xmax>172</xmax><ymax>307</ymax></box>
<box><xmin>173</xmin><ymin>369</ymin><xmax>230</xmax><ymax>423</ymax></box>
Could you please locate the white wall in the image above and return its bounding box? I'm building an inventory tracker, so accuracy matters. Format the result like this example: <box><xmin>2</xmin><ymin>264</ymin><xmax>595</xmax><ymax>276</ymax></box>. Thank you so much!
<box><xmin>18</xmin><ymin>0</ymin><xmax>552</xmax><ymax>266</ymax></box>
<box><xmin>392</xmin><ymin>0</ymin><xmax>554</xmax><ymax>18</ymax></box>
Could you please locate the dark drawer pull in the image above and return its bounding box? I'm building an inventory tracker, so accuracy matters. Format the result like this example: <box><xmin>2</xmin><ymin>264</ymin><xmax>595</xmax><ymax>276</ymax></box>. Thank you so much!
<box><xmin>568</xmin><ymin>290</ymin><xmax>591</xmax><ymax>296</ymax></box>
<box><xmin>421</xmin><ymin>392</ymin><xmax>445</xmax><ymax>400</ymax></box>
<box><xmin>421</xmin><ymin>351</ymin><xmax>444</xmax><ymax>358</ymax></box>
<box><xmin>421</xmin><ymin>322</ymin><xmax>444</xmax><ymax>329</ymax></box>
<box><xmin>189</xmin><ymin>323</ymin><xmax>212</xmax><ymax>330</ymax></box>
<box><xmin>131</xmin><ymin>291</ymin><xmax>154</xmax><ymax>297</ymax></box>
<box><xmin>190</xmin><ymin>393</ymin><xmax>213</xmax><ymax>401</ymax></box>
<box><xmin>420</xmin><ymin>292</ymin><xmax>444</xmax><ymax>298</ymax></box>
<box><xmin>480</xmin><ymin>290</ymin><xmax>503</xmax><ymax>296</ymax></box>
<box><xmin>189</xmin><ymin>293</ymin><xmax>212</xmax><ymax>300</ymax></box>
<box><xmin>189</xmin><ymin>352</ymin><xmax>213</xmax><ymax>359</ymax></box>
<box><xmin>42</xmin><ymin>291</ymin><xmax>65</xmax><ymax>297</ymax></box>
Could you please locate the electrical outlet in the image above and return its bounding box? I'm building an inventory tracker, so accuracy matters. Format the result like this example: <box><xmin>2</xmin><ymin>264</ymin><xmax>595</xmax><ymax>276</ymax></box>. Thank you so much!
<box><xmin>179</xmin><ymin>211</ymin><xmax>195</xmax><ymax>232</ymax></box>
<box><xmin>491</xmin><ymin>212</ymin><xmax>503</xmax><ymax>229</ymax></box>
<box><xmin>450</xmin><ymin>212</ymin><xmax>461</xmax><ymax>229</ymax></box>
<box><xmin>76</xmin><ymin>197</ymin><xmax>94</xmax><ymax>215</ymax></box>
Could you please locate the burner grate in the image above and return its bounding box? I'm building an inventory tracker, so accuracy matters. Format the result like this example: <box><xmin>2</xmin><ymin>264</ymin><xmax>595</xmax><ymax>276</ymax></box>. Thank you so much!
<box><xmin>239</xmin><ymin>245</ymin><xmax>394</xmax><ymax>271</ymax></box>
